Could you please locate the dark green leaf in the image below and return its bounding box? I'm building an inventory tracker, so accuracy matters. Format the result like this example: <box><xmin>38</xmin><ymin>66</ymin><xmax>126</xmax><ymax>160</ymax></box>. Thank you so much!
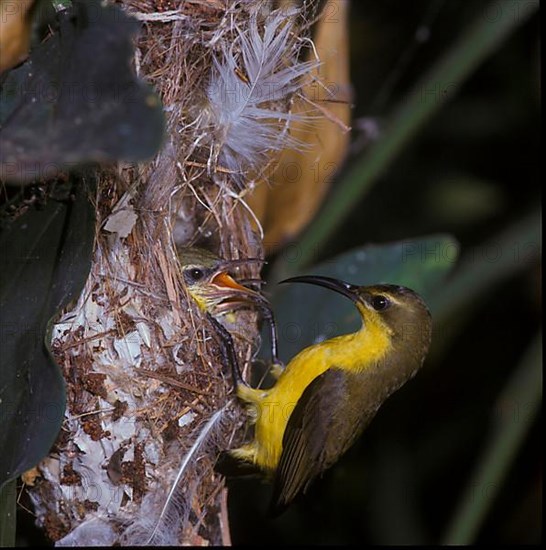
<box><xmin>0</xmin><ymin>0</ymin><xmax>164</xmax><ymax>183</ymax></box>
<box><xmin>0</xmin><ymin>479</ymin><xmax>16</xmax><ymax>546</ymax></box>
<box><xmin>270</xmin><ymin>235</ymin><xmax>459</xmax><ymax>363</ymax></box>
<box><xmin>0</xmin><ymin>178</ymin><xmax>95</xmax><ymax>490</ymax></box>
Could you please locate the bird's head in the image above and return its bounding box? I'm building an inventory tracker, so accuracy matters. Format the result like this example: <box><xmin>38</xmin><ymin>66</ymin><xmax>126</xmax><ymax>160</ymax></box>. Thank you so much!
<box><xmin>280</xmin><ymin>276</ymin><xmax>432</xmax><ymax>353</ymax></box>
<box><xmin>178</xmin><ymin>246</ymin><xmax>268</xmax><ymax>315</ymax></box>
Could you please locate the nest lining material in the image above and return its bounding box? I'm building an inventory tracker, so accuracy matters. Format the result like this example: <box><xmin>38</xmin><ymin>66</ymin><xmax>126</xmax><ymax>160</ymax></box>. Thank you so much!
<box><xmin>26</xmin><ymin>0</ymin><xmax>321</xmax><ymax>545</ymax></box>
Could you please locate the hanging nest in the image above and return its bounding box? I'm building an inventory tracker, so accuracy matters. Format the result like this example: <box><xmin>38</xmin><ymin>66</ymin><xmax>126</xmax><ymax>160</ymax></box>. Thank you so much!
<box><xmin>25</xmin><ymin>0</ymin><xmax>321</xmax><ymax>545</ymax></box>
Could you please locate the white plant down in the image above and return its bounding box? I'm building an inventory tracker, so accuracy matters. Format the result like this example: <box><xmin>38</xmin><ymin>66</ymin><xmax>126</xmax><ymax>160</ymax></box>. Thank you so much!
<box><xmin>205</xmin><ymin>10</ymin><xmax>317</xmax><ymax>181</ymax></box>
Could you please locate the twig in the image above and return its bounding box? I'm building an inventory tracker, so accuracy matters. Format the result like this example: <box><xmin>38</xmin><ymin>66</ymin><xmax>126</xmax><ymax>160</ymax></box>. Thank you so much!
<box><xmin>133</xmin><ymin>367</ymin><xmax>211</xmax><ymax>396</ymax></box>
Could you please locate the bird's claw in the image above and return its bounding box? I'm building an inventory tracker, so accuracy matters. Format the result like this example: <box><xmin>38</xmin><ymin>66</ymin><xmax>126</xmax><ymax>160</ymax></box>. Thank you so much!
<box><xmin>269</xmin><ymin>361</ymin><xmax>285</xmax><ymax>379</ymax></box>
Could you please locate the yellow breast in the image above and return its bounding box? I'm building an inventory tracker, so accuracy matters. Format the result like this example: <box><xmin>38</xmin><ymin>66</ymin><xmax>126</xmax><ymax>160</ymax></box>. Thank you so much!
<box><xmin>250</xmin><ymin>318</ymin><xmax>392</xmax><ymax>471</ymax></box>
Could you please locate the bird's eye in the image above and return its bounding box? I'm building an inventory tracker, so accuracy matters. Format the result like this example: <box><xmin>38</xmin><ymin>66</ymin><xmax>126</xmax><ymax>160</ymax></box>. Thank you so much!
<box><xmin>187</xmin><ymin>268</ymin><xmax>205</xmax><ymax>282</ymax></box>
<box><xmin>371</xmin><ymin>295</ymin><xmax>390</xmax><ymax>311</ymax></box>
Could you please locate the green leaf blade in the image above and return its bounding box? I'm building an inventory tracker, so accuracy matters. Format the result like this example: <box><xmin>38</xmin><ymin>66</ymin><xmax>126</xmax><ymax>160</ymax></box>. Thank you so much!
<box><xmin>0</xmin><ymin>180</ymin><xmax>95</xmax><ymax>490</ymax></box>
<box><xmin>0</xmin><ymin>0</ymin><xmax>164</xmax><ymax>183</ymax></box>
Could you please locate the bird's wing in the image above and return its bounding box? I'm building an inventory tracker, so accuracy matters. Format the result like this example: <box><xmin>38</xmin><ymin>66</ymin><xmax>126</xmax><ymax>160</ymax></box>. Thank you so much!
<box><xmin>269</xmin><ymin>367</ymin><xmax>350</xmax><ymax>516</ymax></box>
<box><xmin>270</xmin><ymin>362</ymin><xmax>392</xmax><ymax>516</ymax></box>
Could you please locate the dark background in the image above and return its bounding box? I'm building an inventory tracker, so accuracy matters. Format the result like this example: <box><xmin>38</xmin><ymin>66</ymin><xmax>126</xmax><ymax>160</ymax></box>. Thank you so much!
<box><xmin>12</xmin><ymin>0</ymin><xmax>540</xmax><ymax>545</ymax></box>
<box><xmin>228</xmin><ymin>0</ymin><xmax>541</xmax><ymax>544</ymax></box>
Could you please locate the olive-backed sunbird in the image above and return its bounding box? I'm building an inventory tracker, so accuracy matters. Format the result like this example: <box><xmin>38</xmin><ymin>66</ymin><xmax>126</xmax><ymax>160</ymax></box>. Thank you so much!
<box><xmin>228</xmin><ymin>276</ymin><xmax>432</xmax><ymax>515</ymax></box>
<box><xmin>177</xmin><ymin>246</ymin><xmax>280</xmax><ymax>380</ymax></box>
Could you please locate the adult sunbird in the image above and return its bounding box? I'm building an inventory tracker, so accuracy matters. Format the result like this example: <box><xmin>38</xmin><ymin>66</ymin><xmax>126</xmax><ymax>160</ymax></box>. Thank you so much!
<box><xmin>177</xmin><ymin>246</ymin><xmax>280</xmax><ymax>380</ymax></box>
<box><xmin>229</xmin><ymin>276</ymin><xmax>432</xmax><ymax>515</ymax></box>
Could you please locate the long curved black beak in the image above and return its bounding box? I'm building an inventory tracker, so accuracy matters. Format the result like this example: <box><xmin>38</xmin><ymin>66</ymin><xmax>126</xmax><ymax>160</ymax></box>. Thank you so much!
<box><xmin>279</xmin><ymin>276</ymin><xmax>360</xmax><ymax>304</ymax></box>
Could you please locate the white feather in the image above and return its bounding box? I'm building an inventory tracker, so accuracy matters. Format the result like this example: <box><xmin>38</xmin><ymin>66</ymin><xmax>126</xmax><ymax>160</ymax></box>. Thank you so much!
<box><xmin>206</xmin><ymin>11</ymin><xmax>317</xmax><ymax>179</ymax></box>
<box><xmin>119</xmin><ymin>406</ymin><xmax>227</xmax><ymax>546</ymax></box>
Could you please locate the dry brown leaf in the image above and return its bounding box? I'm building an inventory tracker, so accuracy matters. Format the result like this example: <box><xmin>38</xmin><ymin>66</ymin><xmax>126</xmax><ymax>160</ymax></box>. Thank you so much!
<box><xmin>247</xmin><ymin>0</ymin><xmax>352</xmax><ymax>254</ymax></box>
<box><xmin>0</xmin><ymin>0</ymin><xmax>35</xmax><ymax>74</ymax></box>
